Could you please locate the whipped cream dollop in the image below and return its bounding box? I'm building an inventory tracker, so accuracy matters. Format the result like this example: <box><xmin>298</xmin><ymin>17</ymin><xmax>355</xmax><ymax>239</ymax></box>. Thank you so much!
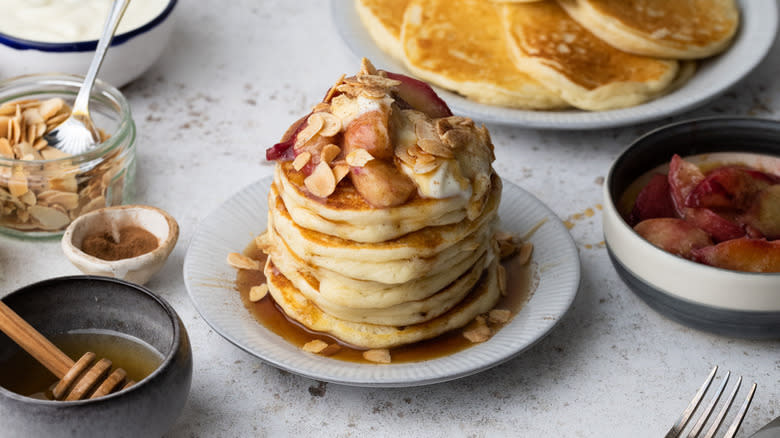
<box><xmin>0</xmin><ymin>0</ymin><xmax>168</xmax><ymax>43</ymax></box>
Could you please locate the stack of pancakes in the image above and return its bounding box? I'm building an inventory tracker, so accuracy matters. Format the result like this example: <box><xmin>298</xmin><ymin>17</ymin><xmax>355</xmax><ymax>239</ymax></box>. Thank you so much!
<box><xmin>356</xmin><ymin>0</ymin><xmax>739</xmax><ymax>111</ymax></box>
<box><xmin>260</xmin><ymin>61</ymin><xmax>506</xmax><ymax>350</ymax></box>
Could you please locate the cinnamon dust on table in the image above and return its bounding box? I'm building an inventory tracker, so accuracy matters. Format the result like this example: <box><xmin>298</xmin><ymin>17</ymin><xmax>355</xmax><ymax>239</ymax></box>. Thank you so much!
<box><xmin>81</xmin><ymin>226</ymin><xmax>158</xmax><ymax>261</ymax></box>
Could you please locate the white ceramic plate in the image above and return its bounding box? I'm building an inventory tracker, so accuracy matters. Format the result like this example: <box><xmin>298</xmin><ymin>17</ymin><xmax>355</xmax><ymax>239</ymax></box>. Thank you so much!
<box><xmin>331</xmin><ymin>0</ymin><xmax>777</xmax><ymax>129</ymax></box>
<box><xmin>183</xmin><ymin>177</ymin><xmax>580</xmax><ymax>387</ymax></box>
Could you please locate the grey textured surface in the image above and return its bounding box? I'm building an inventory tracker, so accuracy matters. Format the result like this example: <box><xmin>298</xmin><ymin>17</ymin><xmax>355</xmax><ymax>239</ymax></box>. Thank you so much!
<box><xmin>0</xmin><ymin>1</ymin><xmax>777</xmax><ymax>437</ymax></box>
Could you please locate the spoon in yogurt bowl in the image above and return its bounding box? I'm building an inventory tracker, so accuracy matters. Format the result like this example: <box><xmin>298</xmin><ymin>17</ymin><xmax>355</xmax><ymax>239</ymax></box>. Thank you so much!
<box><xmin>44</xmin><ymin>0</ymin><xmax>130</xmax><ymax>156</ymax></box>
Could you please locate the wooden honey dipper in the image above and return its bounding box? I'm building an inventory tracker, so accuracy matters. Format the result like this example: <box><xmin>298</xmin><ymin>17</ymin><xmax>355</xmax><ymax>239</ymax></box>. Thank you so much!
<box><xmin>0</xmin><ymin>300</ymin><xmax>135</xmax><ymax>401</ymax></box>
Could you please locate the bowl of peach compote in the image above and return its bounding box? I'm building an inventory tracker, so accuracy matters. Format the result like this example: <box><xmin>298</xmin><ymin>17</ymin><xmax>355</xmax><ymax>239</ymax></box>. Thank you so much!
<box><xmin>603</xmin><ymin>117</ymin><xmax>780</xmax><ymax>339</ymax></box>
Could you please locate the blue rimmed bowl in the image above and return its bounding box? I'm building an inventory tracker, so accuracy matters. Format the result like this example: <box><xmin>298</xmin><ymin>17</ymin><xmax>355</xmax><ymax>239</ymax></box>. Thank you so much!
<box><xmin>603</xmin><ymin>117</ymin><xmax>780</xmax><ymax>339</ymax></box>
<box><xmin>0</xmin><ymin>0</ymin><xmax>177</xmax><ymax>88</ymax></box>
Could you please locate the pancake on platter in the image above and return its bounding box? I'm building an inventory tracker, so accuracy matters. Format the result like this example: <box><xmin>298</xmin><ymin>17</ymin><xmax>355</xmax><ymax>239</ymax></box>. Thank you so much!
<box><xmin>400</xmin><ymin>0</ymin><xmax>568</xmax><ymax>109</ymax></box>
<box><xmin>501</xmin><ymin>1</ymin><xmax>679</xmax><ymax>111</ymax></box>
<box><xmin>354</xmin><ymin>0</ymin><xmax>409</xmax><ymax>61</ymax></box>
<box><xmin>228</xmin><ymin>59</ymin><xmax>533</xmax><ymax>361</ymax></box>
<box><xmin>556</xmin><ymin>0</ymin><xmax>739</xmax><ymax>59</ymax></box>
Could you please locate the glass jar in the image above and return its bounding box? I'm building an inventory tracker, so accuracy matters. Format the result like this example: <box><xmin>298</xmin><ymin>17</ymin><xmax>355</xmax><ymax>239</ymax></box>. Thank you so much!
<box><xmin>0</xmin><ymin>74</ymin><xmax>136</xmax><ymax>238</ymax></box>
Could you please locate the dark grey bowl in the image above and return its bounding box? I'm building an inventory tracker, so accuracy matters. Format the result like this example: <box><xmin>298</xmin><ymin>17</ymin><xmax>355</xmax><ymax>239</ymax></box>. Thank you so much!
<box><xmin>603</xmin><ymin>117</ymin><xmax>780</xmax><ymax>339</ymax></box>
<box><xmin>0</xmin><ymin>276</ymin><xmax>192</xmax><ymax>437</ymax></box>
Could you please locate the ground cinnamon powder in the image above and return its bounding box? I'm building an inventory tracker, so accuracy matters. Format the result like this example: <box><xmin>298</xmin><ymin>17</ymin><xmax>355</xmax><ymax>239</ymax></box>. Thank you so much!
<box><xmin>81</xmin><ymin>226</ymin><xmax>159</xmax><ymax>261</ymax></box>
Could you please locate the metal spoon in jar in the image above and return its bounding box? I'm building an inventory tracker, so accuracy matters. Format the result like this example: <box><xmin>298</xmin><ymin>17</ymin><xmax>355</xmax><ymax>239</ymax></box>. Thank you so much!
<box><xmin>44</xmin><ymin>0</ymin><xmax>131</xmax><ymax>156</ymax></box>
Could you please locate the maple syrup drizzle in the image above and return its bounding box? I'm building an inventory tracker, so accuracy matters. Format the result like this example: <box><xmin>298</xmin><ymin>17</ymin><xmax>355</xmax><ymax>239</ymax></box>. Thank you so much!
<box><xmin>236</xmin><ymin>241</ymin><xmax>533</xmax><ymax>364</ymax></box>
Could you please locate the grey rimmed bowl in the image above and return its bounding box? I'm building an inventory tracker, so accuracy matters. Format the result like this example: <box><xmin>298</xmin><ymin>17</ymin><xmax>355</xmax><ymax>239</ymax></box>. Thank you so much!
<box><xmin>0</xmin><ymin>276</ymin><xmax>192</xmax><ymax>437</ymax></box>
<box><xmin>603</xmin><ymin>117</ymin><xmax>780</xmax><ymax>339</ymax></box>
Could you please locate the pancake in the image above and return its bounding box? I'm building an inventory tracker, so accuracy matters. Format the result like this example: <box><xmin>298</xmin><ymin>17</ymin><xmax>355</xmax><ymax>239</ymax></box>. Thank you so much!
<box><xmin>355</xmin><ymin>0</ymin><xmax>409</xmax><ymax>60</ymax></box>
<box><xmin>264</xmin><ymin>256</ymin><xmax>502</xmax><ymax>349</ymax></box>
<box><xmin>268</xmin><ymin>175</ymin><xmax>500</xmax><ymax>263</ymax></box>
<box><xmin>556</xmin><ymin>0</ymin><xmax>739</xmax><ymax>59</ymax></box>
<box><xmin>400</xmin><ymin>0</ymin><xmax>568</xmax><ymax>109</ymax></box>
<box><xmin>502</xmin><ymin>2</ymin><xmax>679</xmax><ymax>111</ymax></box>
<box><xmin>272</xmin><ymin>248</ymin><xmax>493</xmax><ymax>326</ymax></box>
<box><xmin>276</xmin><ymin>163</ymin><xmax>477</xmax><ymax>242</ymax></box>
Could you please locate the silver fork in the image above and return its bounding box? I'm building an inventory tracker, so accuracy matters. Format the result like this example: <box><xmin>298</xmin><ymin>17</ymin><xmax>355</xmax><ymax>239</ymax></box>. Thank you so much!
<box><xmin>665</xmin><ymin>366</ymin><xmax>757</xmax><ymax>438</ymax></box>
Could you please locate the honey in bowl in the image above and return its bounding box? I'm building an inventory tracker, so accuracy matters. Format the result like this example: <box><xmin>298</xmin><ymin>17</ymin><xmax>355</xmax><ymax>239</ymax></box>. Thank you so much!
<box><xmin>0</xmin><ymin>329</ymin><xmax>163</xmax><ymax>400</ymax></box>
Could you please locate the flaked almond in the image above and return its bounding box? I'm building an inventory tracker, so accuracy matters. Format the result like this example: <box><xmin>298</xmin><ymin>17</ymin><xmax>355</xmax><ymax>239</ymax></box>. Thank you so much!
<box><xmin>320</xmin><ymin>144</ymin><xmax>341</xmax><ymax>163</ymax></box>
<box><xmin>303</xmin><ymin>160</ymin><xmax>336</xmax><ymax>198</ymax></box>
<box><xmin>28</xmin><ymin>205</ymin><xmax>70</xmax><ymax>230</ymax></box>
<box><xmin>517</xmin><ymin>242</ymin><xmax>534</xmax><ymax>265</ymax></box>
<box><xmin>254</xmin><ymin>232</ymin><xmax>272</xmax><ymax>253</ymax></box>
<box><xmin>227</xmin><ymin>252</ymin><xmax>261</xmax><ymax>270</ymax></box>
<box><xmin>488</xmin><ymin>309</ymin><xmax>512</xmax><ymax>324</ymax></box>
<box><xmin>40</xmin><ymin>146</ymin><xmax>69</xmax><ymax>160</ymax></box>
<box><xmin>249</xmin><ymin>284</ymin><xmax>268</xmax><ymax>302</ymax></box>
<box><xmin>0</xmin><ymin>138</ymin><xmax>12</xmax><ymax>158</ymax></box>
<box><xmin>37</xmin><ymin>190</ymin><xmax>79</xmax><ymax>210</ymax></box>
<box><xmin>362</xmin><ymin>348</ymin><xmax>391</xmax><ymax>364</ymax></box>
<box><xmin>8</xmin><ymin>168</ymin><xmax>28</xmax><ymax>197</ymax></box>
<box><xmin>323</xmin><ymin>74</ymin><xmax>346</xmax><ymax>103</ymax></box>
<box><xmin>80</xmin><ymin>195</ymin><xmax>106</xmax><ymax>215</ymax></box>
<box><xmin>415</xmin><ymin>120</ymin><xmax>453</xmax><ymax>158</ymax></box>
<box><xmin>318</xmin><ymin>343</ymin><xmax>342</xmax><ymax>356</ymax></box>
<box><xmin>302</xmin><ymin>339</ymin><xmax>329</xmax><ymax>354</ymax></box>
<box><xmin>294</xmin><ymin>113</ymin><xmax>324</xmax><ymax>148</ymax></box>
<box><xmin>463</xmin><ymin>324</ymin><xmax>492</xmax><ymax>343</ymax></box>
<box><xmin>332</xmin><ymin>162</ymin><xmax>350</xmax><ymax>183</ymax></box>
<box><xmin>19</xmin><ymin>190</ymin><xmax>36</xmax><ymax>206</ymax></box>
<box><xmin>359</xmin><ymin>57</ymin><xmax>379</xmax><ymax>76</ymax></box>
<box><xmin>292</xmin><ymin>151</ymin><xmax>311</xmax><ymax>171</ymax></box>
<box><xmin>318</xmin><ymin>113</ymin><xmax>342</xmax><ymax>137</ymax></box>
<box><xmin>356</xmin><ymin>74</ymin><xmax>401</xmax><ymax>89</ymax></box>
<box><xmin>38</xmin><ymin>98</ymin><xmax>64</xmax><ymax>120</ymax></box>
<box><xmin>345</xmin><ymin>149</ymin><xmax>374</xmax><ymax>167</ymax></box>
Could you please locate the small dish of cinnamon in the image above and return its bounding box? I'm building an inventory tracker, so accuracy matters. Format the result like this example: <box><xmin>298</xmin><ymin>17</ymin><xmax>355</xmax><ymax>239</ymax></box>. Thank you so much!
<box><xmin>61</xmin><ymin>205</ymin><xmax>179</xmax><ymax>285</ymax></box>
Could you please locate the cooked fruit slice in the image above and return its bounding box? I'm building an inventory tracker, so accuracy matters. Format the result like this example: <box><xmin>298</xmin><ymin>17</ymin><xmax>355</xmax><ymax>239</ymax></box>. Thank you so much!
<box><xmin>383</xmin><ymin>71</ymin><xmax>453</xmax><ymax>119</ymax></box>
<box><xmin>628</xmin><ymin>173</ymin><xmax>677</xmax><ymax>226</ymax></box>
<box><xmin>682</xmin><ymin>207</ymin><xmax>744</xmax><ymax>242</ymax></box>
<box><xmin>634</xmin><ymin>218</ymin><xmax>712</xmax><ymax>259</ymax></box>
<box><xmin>668</xmin><ymin>154</ymin><xmax>705</xmax><ymax>215</ymax></box>
<box><xmin>741</xmin><ymin>185</ymin><xmax>780</xmax><ymax>240</ymax></box>
<box><xmin>686</xmin><ymin>166</ymin><xmax>775</xmax><ymax>210</ymax></box>
<box><xmin>692</xmin><ymin>237</ymin><xmax>780</xmax><ymax>273</ymax></box>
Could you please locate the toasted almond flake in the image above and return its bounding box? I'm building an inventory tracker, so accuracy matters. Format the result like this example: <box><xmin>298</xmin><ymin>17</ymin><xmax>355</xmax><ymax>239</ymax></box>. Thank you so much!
<box><xmin>37</xmin><ymin>190</ymin><xmax>79</xmax><ymax>210</ymax></box>
<box><xmin>249</xmin><ymin>284</ymin><xmax>268</xmax><ymax>302</ymax></box>
<box><xmin>359</xmin><ymin>58</ymin><xmax>378</xmax><ymax>76</ymax></box>
<box><xmin>8</xmin><ymin>168</ymin><xmax>28</xmax><ymax>197</ymax></box>
<box><xmin>463</xmin><ymin>324</ymin><xmax>492</xmax><ymax>343</ymax></box>
<box><xmin>488</xmin><ymin>309</ymin><xmax>512</xmax><ymax>324</ymax></box>
<box><xmin>497</xmin><ymin>264</ymin><xmax>507</xmax><ymax>296</ymax></box>
<box><xmin>304</xmin><ymin>160</ymin><xmax>337</xmax><ymax>198</ymax></box>
<box><xmin>332</xmin><ymin>163</ymin><xmax>350</xmax><ymax>183</ymax></box>
<box><xmin>19</xmin><ymin>190</ymin><xmax>36</xmax><ymax>206</ymax></box>
<box><xmin>362</xmin><ymin>349</ymin><xmax>391</xmax><ymax>364</ymax></box>
<box><xmin>227</xmin><ymin>252</ymin><xmax>261</xmax><ymax>270</ymax></box>
<box><xmin>294</xmin><ymin>113</ymin><xmax>324</xmax><ymax>148</ymax></box>
<box><xmin>32</xmin><ymin>137</ymin><xmax>47</xmax><ymax>151</ymax></box>
<box><xmin>356</xmin><ymin>74</ymin><xmax>401</xmax><ymax>89</ymax></box>
<box><xmin>517</xmin><ymin>242</ymin><xmax>533</xmax><ymax>265</ymax></box>
<box><xmin>345</xmin><ymin>149</ymin><xmax>374</xmax><ymax>167</ymax></box>
<box><xmin>0</xmin><ymin>138</ymin><xmax>12</xmax><ymax>158</ymax></box>
<box><xmin>40</xmin><ymin>146</ymin><xmax>69</xmax><ymax>160</ymax></box>
<box><xmin>254</xmin><ymin>232</ymin><xmax>272</xmax><ymax>253</ymax></box>
<box><xmin>302</xmin><ymin>339</ymin><xmax>329</xmax><ymax>354</ymax></box>
<box><xmin>38</xmin><ymin>98</ymin><xmax>64</xmax><ymax>119</ymax></box>
<box><xmin>292</xmin><ymin>151</ymin><xmax>311</xmax><ymax>171</ymax></box>
<box><xmin>320</xmin><ymin>143</ymin><xmax>341</xmax><ymax>163</ymax></box>
<box><xmin>80</xmin><ymin>195</ymin><xmax>106</xmax><ymax>215</ymax></box>
<box><xmin>317</xmin><ymin>112</ymin><xmax>342</xmax><ymax>137</ymax></box>
<box><xmin>28</xmin><ymin>205</ymin><xmax>70</xmax><ymax>230</ymax></box>
<box><xmin>22</xmin><ymin>108</ymin><xmax>43</xmax><ymax>125</ymax></box>
<box><xmin>323</xmin><ymin>74</ymin><xmax>346</xmax><ymax>103</ymax></box>
<box><xmin>318</xmin><ymin>343</ymin><xmax>342</xmax><ymax>356</ymax></box>
<box><xmin>311</xmin><ymin>102</ymin><xmax>330</xmax><ymax>113</ymax></box>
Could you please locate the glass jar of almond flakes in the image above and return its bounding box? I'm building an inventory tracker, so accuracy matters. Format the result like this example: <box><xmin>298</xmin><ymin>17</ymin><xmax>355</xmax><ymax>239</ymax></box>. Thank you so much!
<box><xmin>0</xmin><ymin>74</ymin><xmax>136</xmax><ymax>238</ymax></box>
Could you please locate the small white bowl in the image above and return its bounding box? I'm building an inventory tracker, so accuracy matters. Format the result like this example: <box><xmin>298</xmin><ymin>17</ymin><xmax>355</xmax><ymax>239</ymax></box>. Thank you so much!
<box><xmin>0</xmin><ymin>0</ymin><xmax>176</xmax><ymax>88</ymax></box>
<box><xmin>603</xmin><ymin>117</ymin><xmax>780</xmax><ymax>339</ymax></box>
<box><xmin>61</xmin><ymin>205</ymin><xmax>179</xmax><ymax>285</ymax></box>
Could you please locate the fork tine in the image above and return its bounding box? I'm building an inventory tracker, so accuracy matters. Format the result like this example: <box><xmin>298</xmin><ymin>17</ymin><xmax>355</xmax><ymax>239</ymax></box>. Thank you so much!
<box><xmin>665</xmin><ymin>366</ymin><xmax>718</xmax><ymax>438</ymax></box>
<box><xmin>686</xmin><ymin>371</ymin><xmax>731</xmax><ymax>438</ymax></box>
<box><xmin>702</xmin><ymin>376</ymin><xmax>742</xmax><ymax>438</ymax></box>
<box><xmin>722</xmin><ymin>382</ymin><xmax>757</xmax><ymax>438</ymax></box>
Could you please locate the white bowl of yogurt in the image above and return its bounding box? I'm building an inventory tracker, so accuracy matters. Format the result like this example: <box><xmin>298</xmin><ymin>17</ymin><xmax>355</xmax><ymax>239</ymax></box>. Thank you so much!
<box><xmin>0</xmin><ymin>0</ymin><xmax>176</xmax><ymax>88</ymax></box>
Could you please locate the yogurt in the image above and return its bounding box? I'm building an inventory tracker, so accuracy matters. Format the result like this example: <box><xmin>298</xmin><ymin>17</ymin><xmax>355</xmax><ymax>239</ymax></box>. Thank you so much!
<box><xmin>0</xmin><ymin>0</ymin><xmax>169</xmax><ymax>43</ymax></box>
